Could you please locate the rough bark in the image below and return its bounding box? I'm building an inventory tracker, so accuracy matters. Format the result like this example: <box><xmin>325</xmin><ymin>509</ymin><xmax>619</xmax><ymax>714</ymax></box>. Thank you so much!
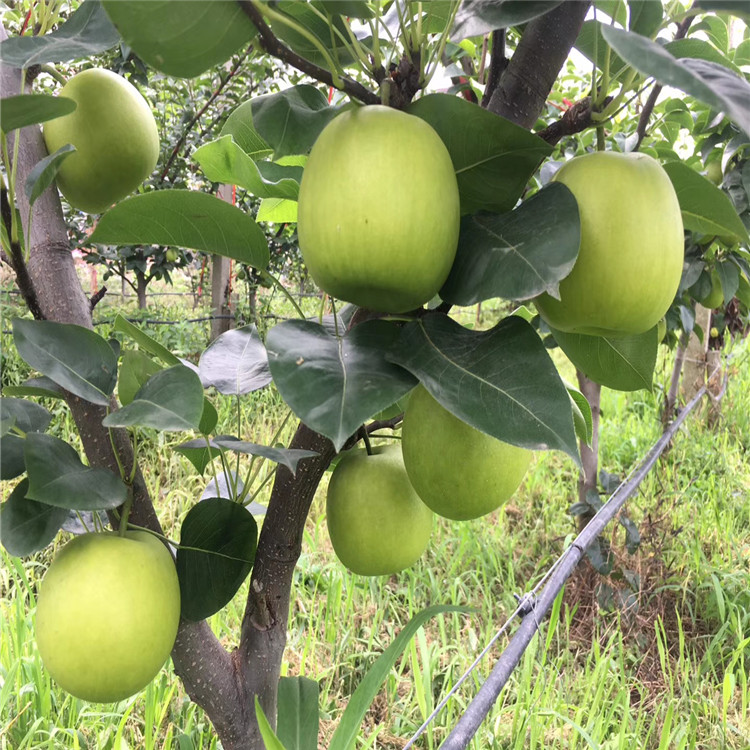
<box><xmin>682</xmin><ymin>304</ymin><xmax>711</xmax><ymax>402</ymax></box>
<box><xmin>486</xmin><ymin>1</ymin><xmax>590</xmax><ymax>127</ymax></box>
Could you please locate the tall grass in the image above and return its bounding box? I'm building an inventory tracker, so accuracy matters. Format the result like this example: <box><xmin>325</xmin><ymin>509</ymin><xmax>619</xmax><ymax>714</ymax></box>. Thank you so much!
<box><xmin>1</xmin><ymin>283</ymin><xmax>749</xmax><ymax>749</ymax></box>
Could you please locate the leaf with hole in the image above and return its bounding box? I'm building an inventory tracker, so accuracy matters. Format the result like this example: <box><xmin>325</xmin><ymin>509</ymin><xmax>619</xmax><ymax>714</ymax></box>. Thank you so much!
<box><xmin>176</xmin><ymin>497</ymin><xmax>257</xmax><ymax>621</ymax></box>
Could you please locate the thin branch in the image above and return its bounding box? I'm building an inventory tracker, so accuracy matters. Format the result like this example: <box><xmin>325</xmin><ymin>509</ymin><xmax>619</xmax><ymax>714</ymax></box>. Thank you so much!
<box><xmin>1</xmin><ymin>185</ymin><xmax>44</xmax><ymax>319</ymax></box>
<box><xmin>237</xmin><ymin>0</ymin><xmax>380</xmax><ymax>105</ymax></box>
<box><xmin>89</xmin><ymin>285</ymin><xmax>107</xmax><ymax>311</ymax></box>
<box><xmin>160</xmin><ymin>49</ymin><xmax>253</xmax><ymax>182</ymax></box>
<box><xmin>634</xmin><ymin>13</ymin><xmax>695</xmax><ymax>150</ymax></box>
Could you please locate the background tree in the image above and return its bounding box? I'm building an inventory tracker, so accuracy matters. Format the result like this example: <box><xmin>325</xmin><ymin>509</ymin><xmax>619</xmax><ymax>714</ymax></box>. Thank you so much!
<box><xmin>2</xmin><ymin>2</ymin><xmax>750</xmax><ymax>749</ymax></box>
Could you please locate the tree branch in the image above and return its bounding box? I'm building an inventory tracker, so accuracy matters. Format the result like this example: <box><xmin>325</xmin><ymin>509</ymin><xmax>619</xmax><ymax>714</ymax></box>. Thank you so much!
<box><xmin>237</xmin><ymin>0</ymin><xmax>380</xmax><ymax>106</ymax></box>
<box><xmin>634</xmin><ymin>14</ymin><xmax>695</xmax><ymax>150</ymax></box>
<box><xmin>480</xmin><ymin>30</ymin><xmax>506</xmax><ymax>109</ymax></box>
<box><xmin>487</xmin><ymin>1</ymin><xmax>590</xmax><ymax>127</ymax></box>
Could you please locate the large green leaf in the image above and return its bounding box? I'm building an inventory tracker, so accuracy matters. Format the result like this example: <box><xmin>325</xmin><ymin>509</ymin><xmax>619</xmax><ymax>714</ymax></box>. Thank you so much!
<box><xmin>90</xmin><ymin>191</ymin><xmax>269</xmax><ymax>269</ymax></box>
<box><xmin>220</xmin><ymin>100</ymin><xmax>273</xmax><ymax>159</ymax></box>
<box><xmin>211</xmin><ymin>437</ymin><xmax>318</xmax><ymax>476</ymax></box>
<box><xmin>266</xmin><ymin>320</ymin><xmax>418</xmax><ymax>452</ymax></box>
<box><xmin>176</xmin><ymin>497</ymin><xmax>257</xmax><ymax>621</ymax></box>
<box><xmin>0</xmin><ymin>479</ymin><xmax>68</xmax><ymax>557</ymax></box>
<box><xmin>198</xmin><ymin>325</ymin><xmax>272</xmax><ymax>395</ymax></box>
<box><xmin>3</xmin><ymin>376</ymin><xmax>64</xmax><ymax>400</ymax></box>
<box><xmin>388</xmin><ymin>315</ymin><xmax>579</xmax><ymax>461</ymax></box>
<box><xmin>452</xmin><ymin>1</ymin><xmax>563</xmax><ymax>40</ymax></box>
<box><xmin>328</xmin><ymin>605</ymin><xmax>469</xmax><ymax>750</ymax></box>
<box><xmin>551</xmin><ymin>326</ymin><xmax>658</xmax><ymax>392</ymax></box>
<box><xmin>601</xmin><ymin>25</ymin><xmax>750</xmax><ymax>137</ymax></box>
<box><xmin>257</xmin><ymin>198</ymin><xmax>298</xmax><ymax>224</ymax></box>
<box><xmin>277</xmin><ymin>676</ymin><xmax>320</xmax><ymax>750</ymax></box>
<box><xmin>663</xmin><ymin>161</ymin><xmax>749</xmax><ymax>244</ymax></box>
<box><xmin>251</xmin><ymin>85</ymin><xmax>342</xmax><ymax>159</ymax></box>
<box><xmin>574</xmin><ymin>20</ymin><xmax>629</xmax><ymax>78</ymax></box>
<box><xmin>628</xmin><ymin>0</ymin><xmax>663</xmax><ymax>37</ymax></box>
<box><xmin>24</xmin><ymin>433</ymin><xmax>127</xmax><ymax>510</ymax></box>
<box><xmin>12</xmin><ymin>319</ymin><xmax>118</xmax><ymax>406</ymax></box>
<box><xmin>665</xmin><ymin>39</ymin><xmax>742</xmax><ymax>75</ymax></box>
<box><xmin>101</xmin><ymin>0</ymin><xmax>256</xmax><ymax>78</ymax></box>
<box><xmin>255</xmin><ymin>699</ymin><xmax>288</xmax><ymax>750</ymax></box>
<box><xmin>112</xmin><ymin>314</ymin><xmax>181</xmax><ymax>367</ymax></box>
<box><xmin>0</xmin><ymin>436</ymin><xmax>26</xmax><ymax>480</ymax></box>
<box><xmin>0</xmin><ymin>0</ymin><xmax>120</xmax><ymax>67</ymax></box>
<box><xmin>694</xmin><ymin>0</ymin><xmax>750</xmax><ymax>20</ymax></box>
<box><xmin>441</xmin><ymin>183</ymin><xmax>580</xmax><ymax>305</ymax></box>
<box><xmin>103</xmin><ymin>365</ymin><xmax>204</xmax><ymax>432</ymax></box>
<box><xmin>408</xmin><ymin>94</ymin><xmax>552</xmax><ymax>215</ymax></box>
<box><xmin>193</xmin><ymin>137</ymin><xmax>302</xmax><ymax>200</ymax></box>
<box><xmin>0</xmin><ymin>95</ymin><xmax>76</xmax><ymax>133</ymax></box>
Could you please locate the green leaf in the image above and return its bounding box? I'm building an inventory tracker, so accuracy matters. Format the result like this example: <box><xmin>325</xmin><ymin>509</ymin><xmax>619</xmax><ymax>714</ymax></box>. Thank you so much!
<box><xmin>408</xmin><ymin>94</ymin><xmax>552</xmax><ymax>215</ymax></box>
<box><xmin>277</xmin><ymin>676</ymin><xmax>320</xmax><ymax>750</ymax></box>
<box><xmin>257</xmin><ymin>198</ymin><xmax>298</xmax><ymax>224</ymax></box>
<box><xmin>0</xmin><ymin>436</ymin><xmax>26</xmax><ymax>480</ymax></box>
<box><xmin>566</xmin><ymin>384</ymin><xmax>593</xmax><ymax>446</ymax></box>
<box><xmin>716</xmin><ymin>261</ymin><xmax>740</xmax><ymax>304</ymax></box>
<box><xmin>252</xmin><ymin>85</ymin><xmax>342</xmax><ymax>159</ymax></box>
<box><xmin>551</xmin><ymin>326</ymin><xmax>658</xmax><ymax>392</ymax></box>
<box><xmin>255</xmin><ymin>698</ymin><xmax>289</xmax><ymax>750</ymax></box>
<box><xmin>112</xmin><ymin>314</ymin><xmax>181</xmax><ymax>367</ymax></box>
<box><xmin>176</xmin><ymin>497</ymin><xmax>257</xmax><ymax>621</ymax></box>
<box><xmin>694</xmin><ymin>0</ymin><xmax>750</xmax><ymax>21</ymax></box>
<box><xmin>0</xmin><ymin>397</ymin><xmax>52</xmax><ymax>434</ymax></box>
<box><xmin>266</xmin><ymin>320</ymin><xmax>418</xmax><ymax>452</ymax></box>
<box><xmin>25</xmin><ymin>144</ymin><xmax>76</xmax><ymax>209</ymax></box>
<box><xmin>328</xmin><ymin>605</ymin><xmax>469</xmax><ymax>750</ymax></box>
<box><xmin>318</xmin><ymin>1</ymin><xmax>374</xmax><ymax>18</ymax></box>
<box><xmin>198</xmin><ymin>325</ymin><xmax>272</xmax><ymax>396</ymax></box>
<box><xmin>220</xmin><ymin>100</ymin><xmax>273</xmax><ymax>159</ymax></box>
<box><xmin>575</xmin><ymin>21</ymin><xmax>628</xmax><ymax>77</ymax></box>
<box><xmin>388</xmin><ymin>315</ymin><xmax>579</xmax><ymax>461</ymax></box>
<box><xmin>101</xmin><ymin>0</ymin><xmax>256</xmax><ymax>78</ymax></box>
<box><xmin>452</xmin><ymin>1</ymin><xmax>563</xmax><ymax>40</ymax></box>
<box><xmin>601</xmin><ymin>25</ymin><xmax>750</xmax><ymax>137</ymax></box>
<box><xmin>12</xmin><ymin>319</ymin><xmax>118</xmax><ymax>406</ymax></box>
<box><xmin>90</xmin><ymin>191</ymin><xmax>270</xmax><ymax>270</ymax></box>
<box><xmin>173</xmin><ymin>439</ymin><xmax>219</xmax><ymax>476</ymax></box>
<box><xmin>103</xmin><ymin>365</ymin><xmax>204</xmax><ymax>432</ymax></box>
<box><xmin>3</xmin><ymin>376</ymin><xmax>65</xmax><ymax>399</ymax></box>
<box><xmin>193</xmin><ymin>137</ymin><xmax>302</xmax><ymax>200</ymax></box>
<box><xmin>665</xmin><ymin>38</ymin><xmax>742</xmax><ymax>75</ymax></box>
<box><xmin>663</xmin><ymin>161</ymin><xmax>750</xmax><ymax>244</ymax></box>
<box><xmin>0</xmin><ymin>479</ymin><xmax>68</xmax><ymax>557</ymax></box>
<box><xmin>211</xmin><ymin>437</ymin><xmax>318</xmax><ymax>476</ymax></box>
<box><xmin>24</xmin><ymin>432</ymin><xmax>127</xmax><ymax>510</ymax></box>
<box><xmin>117</xmin><ymin>350</ymin><xmax>163</xmax><ymax>406</ymax></box>
<box><xmin>269</xmin><ymin>2</ymin><xmax>355</xmax><ymax>70</ymax></box>
<box><xmin>0</xmin><ymin>0</ymin><xmax>120</xmax><ymax>67</ymax></box>
<box><xmin>441</xmin><ymin>183</ymin><xmax>580</xmax><ymax>305</ymax></box>
<box><xmin>0</xmin><ymin>94</ymin><xmax>76</xmax><ymax>133</ymax></box>
<box><xmin>199</xmin><ymin>398</ymin><xmax>218</xmax><ymax>436</ymax></box>
<box><xmin>628</xmin><ymin>0</ymin><xmax>662</xmax><ymax>37</ymax></box>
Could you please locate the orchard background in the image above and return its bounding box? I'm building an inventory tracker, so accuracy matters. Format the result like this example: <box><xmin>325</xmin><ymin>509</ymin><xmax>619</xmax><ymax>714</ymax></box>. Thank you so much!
<box><xmin>1</xmin><ymin>1</ymin><xmax>750</xmax><ymax>749</ymax></box>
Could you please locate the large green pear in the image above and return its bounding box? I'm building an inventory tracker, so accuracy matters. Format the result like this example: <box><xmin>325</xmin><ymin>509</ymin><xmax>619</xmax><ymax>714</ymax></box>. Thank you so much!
<box><xmin>297</xmin><ymin>105</ymin><xmax>460</xmax><ymax>313</ymax></box>
<box><xmin>326</xmin><ymin>444</ymin><xmax>433</xmax><ymax>576</ymax></box>
<box><xmin>35</xmin><ymin>531</ymin><xmax>180</xmax><ymax>703</ymax></box>
<box><xmin>43</xmin><ymin>68</ymin><xmax>159</xmax><ymax>214</ymax></box>
<box><xmin>535</xmin><ymin>151</ymin><xmax>684</xmax><ymax>337</ymax></box>
<box><xmin>401</xmin><ymin>386</ymin><xmax>532</xmax><ymax>521</ymax></box>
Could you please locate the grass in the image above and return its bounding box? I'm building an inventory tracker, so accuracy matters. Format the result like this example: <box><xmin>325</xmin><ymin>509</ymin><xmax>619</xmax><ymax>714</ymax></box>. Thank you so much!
<box><xmin>1</xmin><ymin>277</ymin><xmax>749</xmax><ymax>749</ymax></box>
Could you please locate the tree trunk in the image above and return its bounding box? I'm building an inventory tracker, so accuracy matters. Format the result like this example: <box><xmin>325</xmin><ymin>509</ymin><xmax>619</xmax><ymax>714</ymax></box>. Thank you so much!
<box><xmin>135</xmin><ymin>270</ymin><xmax>148</xmax><ymax>310</ymax></box>
<box><xmin>663</xmin><ymin>329</ymin><xmax>690</xmax><ymax>424</ymax></box>
<box><xmin>576</xmin><ymin>371</ymin><xmax>601</xmax><ymax>529</ymax></box>
<box><xmin>681</xmin><ymin>304</ymin><xmax>711</xmax><ymax>402</ymax></box>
